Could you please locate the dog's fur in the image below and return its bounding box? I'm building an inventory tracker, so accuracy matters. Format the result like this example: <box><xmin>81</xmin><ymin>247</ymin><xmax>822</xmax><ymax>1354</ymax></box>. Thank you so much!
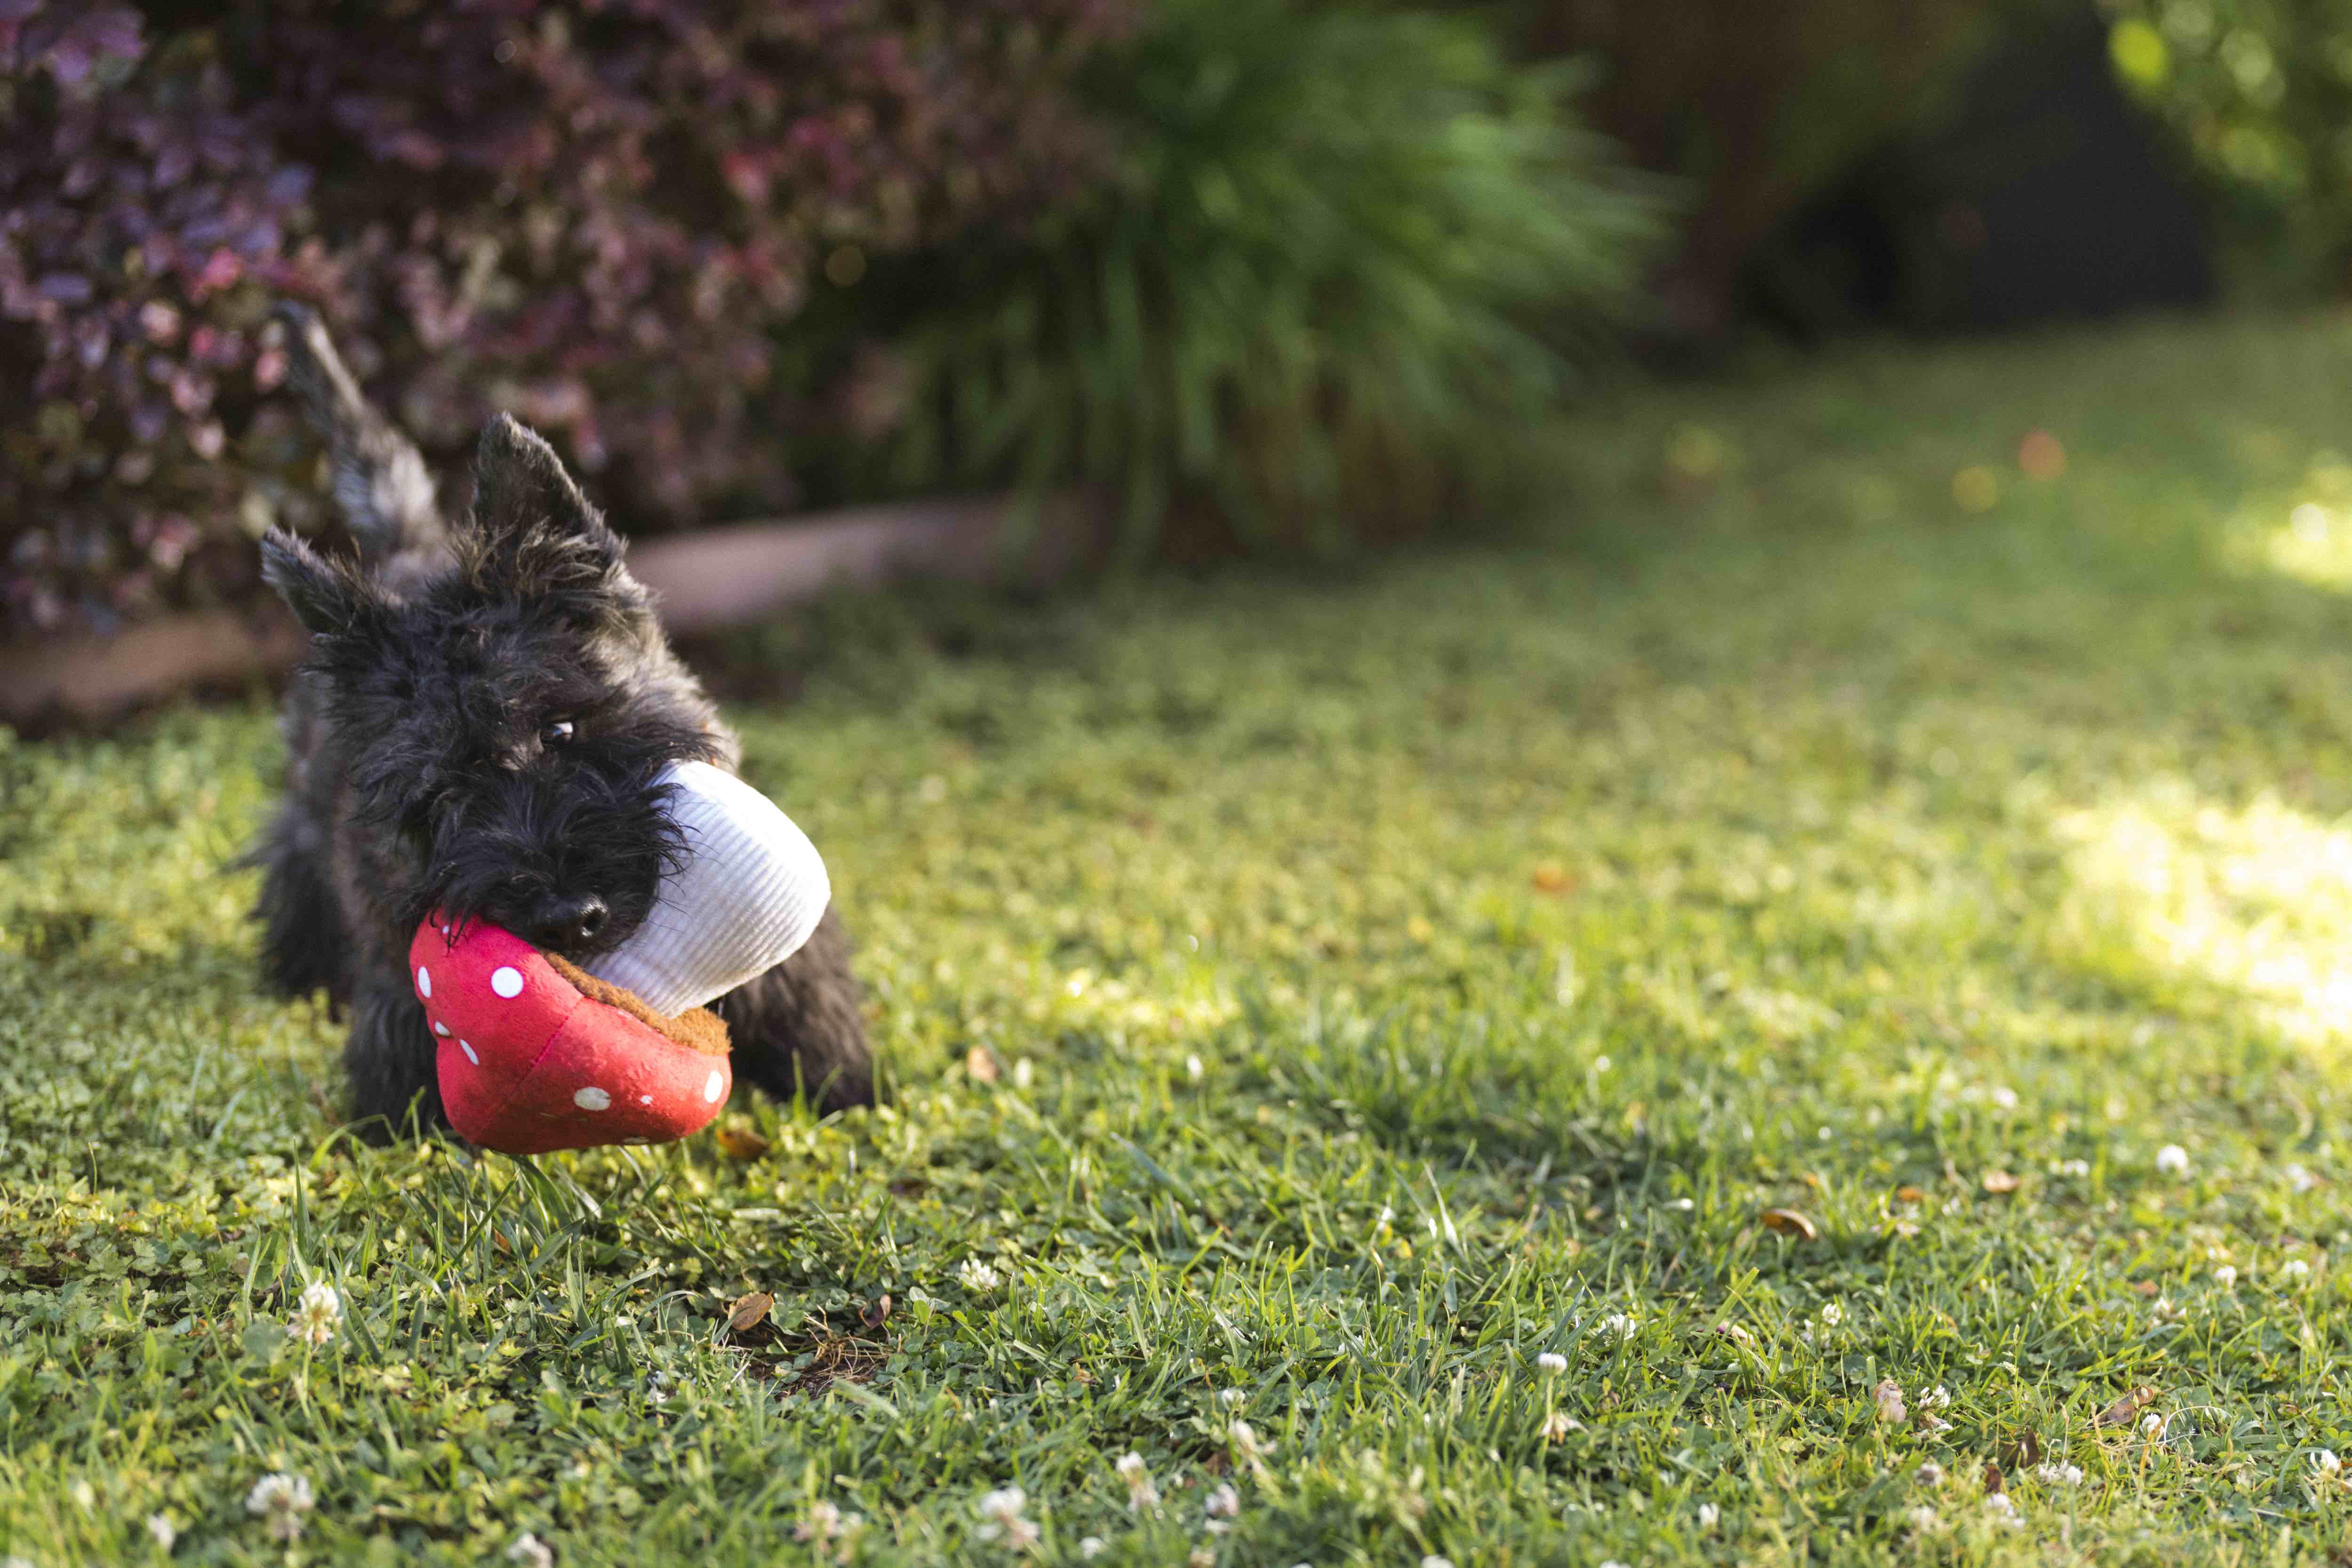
<box><xmin>250</xmin><ymin>305</ymin><xmax>871</xmax><ymax>1139</ymax></box>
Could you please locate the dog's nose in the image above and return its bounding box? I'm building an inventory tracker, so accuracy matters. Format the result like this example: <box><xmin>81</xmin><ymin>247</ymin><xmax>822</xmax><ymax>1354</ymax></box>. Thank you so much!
<box><xmin>524</xmin><ymin>893</ymin><xmax>608</xmax><ymax>952</ymax></box>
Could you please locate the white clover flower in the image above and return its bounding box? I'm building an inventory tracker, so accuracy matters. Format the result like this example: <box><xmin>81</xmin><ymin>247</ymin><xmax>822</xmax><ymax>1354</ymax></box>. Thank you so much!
<box><xmin>2282</xmin><ymin>1258</ymin><xmax>2313</xmax><ymax>1281</ymax></box>
<box><xmin>2156</xmin><ymin>1144</ymin><xmax>2190</xmax><ymax>1177</ymax></box>
<box><xmin>1080</xmin><ymin>1540</ymin><xmax>1105</xmax><ymax>1561</ymax></box>
<box><xmin>2314</xmin><ymin>1448</ymin><xmax>2343</xmax><ymax>1477</ymax></box>
<box><xmin>959</xmin><ymin>1259</ymin><xmax>1004</xmax><ymax>1293</ymax></box>
<box><xmin>69</xmin><ymin>1481</ymin><xmax>92</xmax><ymax>1512</ymax></box>
<box><xmin>2058</xmin><ymin>1157</ymin><xmax>2090</xmax><ymax>1177</ymax></box>
<box><xmin>2287</xmin><ymin>1163</ymin><xmax>2319</xmax><ymax>1194</ymax></box>
<box><xmin>2214</xmin><ymin>1264</ymin><xmax>2238</xmax><ymax>1288</ymax></box>
<box><xmin>1873</xmin><ymin>1379</ymin><xmax>1907</xmax><ymax>1424</ymax></box>
<box><xmin>1915</xmin><ymin>1462</ymin><xmax>1944</xmax><ymax>1486</ymax></box>
<box><xmin>289</xmin><ymin>1281</ymin><xmax>343</xmax><ymax>1346</ymax></box>
<box><xmin>1115</xmin><ymin>1452</ymin><xmax>1160</xmax><ymax>1511</ymax></box>
<box><xmin>974</xmin><ymin>1487</ymin><xmax>1039</xmax><ymax>1552</ymax></box>
<box><xmin>1598</xmin><ymin>1560</ymin><xmax>1629</xmax><ymax>1568</ymax></box>
<box><xmin>2034</xmin><ymin>1462</ymin><xmax>2084</xmax><ymax>1487</ymax></box>
<box><xmin>1697</xmin><ymin>1501</ymin><xmax>1720</xmax><ymax>1528</ymax></box>
<box><xmin>1422</xmin><ymin>1558</ymin><xmax>1456</xmax><ymax>1568</ymax></box>
<box><xmin>1818</xmin><ymin>1303</ymin><xmax>1843</xmax><ymax>1327</ymax></box>
<box><xmin>1714</xmin><ymin>1321</ymin><xmax>1753</xmax><ymax>1347</ymax></box>
<box><xmin>1597</xmin><ymin>1312</ymin><xmax>1637</xmax><ymax>1340</ymax></box>
<box><xmin>1218</xmin><ymin>1388</ymin><xmax>1247</xmax><ymax>1407</ymax></box>
<box><xmin>1917</xmin><ymin>1384</ymin><xmax>1951</xmax><ymax>1410</ymax></box>
<box><xmin>1187</xmin><ymin>1552</ymin><xmax>1213</xmax><ymax>1568</ymax></box>
<box><xmin>1907</xmin><ymin>1505</ymin><xmax>1939</xmax><ymax>1531</ymax></box>
<box><xmin>1398</xmin><ymin>1465</ymin><xmax>1429</xmax><ymax>1520</ymax></box>
<box><xmin>1185</xmin><ymin>1055</ymin><xmax>1204</xmax><ymax>1082</ymax></box>
<box><xmin>1985</xmin><ymin>1493</ymin><xmax>2022</xmax><ymax>1526</ymax></box>
<box><xmin>1204</xmin><ymin>1483</ymin><xmax>1240</xmax><ymax>1520</ymax></box>
<box><xmin>1230</xmin><ymin>1421</ymin><xmax>1274</xmax><ymax>1480</ymax></box>
<box><xmin>2139</xmin><ymin>1411</ymin><xmax>2168</xmax><ymax>1438</ymax></box>
<box><xmin>145</xmin><ymin>1514</ymin><xmax>176</xmax><ymax>1552</ymax></box>
<box><xmin>1536</xmin><ymin>1352</ymin><xmax>1567</xmax><ymax>1375</ymax></box>
<box><xmin>796</xmin><ymin>1500</ymin><xmax>865</xmax><ymax>1548</ymax></box>
<box><xmin>245</xmin><ymin>1473</ymin><xmax>314</xmax><ymax>1543</ymax></box>
<box><xmin>1991</xmin><ymin>1086</ymin><xmax>2018</xmax><ymax>1111</ymax></box>
<box><xmin>1542</xmin><ymin>1410</ymin><xmax>1577</xmax><ymax>1442</ymax></box>
<box><xmin>507</xmin><ymin>1534</ymin><xmax>555</xmax><ymax>1568</ymax></box>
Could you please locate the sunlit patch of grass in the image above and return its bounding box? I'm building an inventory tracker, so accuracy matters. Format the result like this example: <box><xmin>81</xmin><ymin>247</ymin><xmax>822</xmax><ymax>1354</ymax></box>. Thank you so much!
<box><xmin>2259</xmin><ymin>500</ymin><xmax>2352</xmax><ymax>590</ymax></box>
<box><xmin>2058</xmin><ymin>781</ymin><xmax>2352</xmax><ymax>1047</ymax></box>
<box><xmin>2224</xmin><ymin>451</ymin><xmax>2352</xmax><ymax>591</ymax></box>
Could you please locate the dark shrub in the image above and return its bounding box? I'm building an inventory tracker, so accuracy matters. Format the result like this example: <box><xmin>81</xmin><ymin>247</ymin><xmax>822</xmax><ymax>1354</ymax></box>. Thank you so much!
<box><xmin>1500</xmin><ymin>0</ymin><xmax>2053</xmax><ymax>337</ymax></box>
<box><xmin>781</xmin><ymin>0</ymin><xmax>1659</xmax><ymax>556</ymax></box>
<box><xmin>3</xmin><ymin>0</ymin><xmax>1126</xmax><ymax>638</ymax></box>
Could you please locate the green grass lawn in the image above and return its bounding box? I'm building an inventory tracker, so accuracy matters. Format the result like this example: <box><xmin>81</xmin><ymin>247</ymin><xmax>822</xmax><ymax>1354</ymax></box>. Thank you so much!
<box><xmin>14</xmin><ymin>311</ymin><xmax>2352</xmax><ymax>1567</ymax></box>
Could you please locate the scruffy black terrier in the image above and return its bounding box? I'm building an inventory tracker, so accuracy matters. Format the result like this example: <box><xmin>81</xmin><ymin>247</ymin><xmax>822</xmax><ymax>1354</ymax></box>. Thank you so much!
<box><xmin>250</xmin><ymin>305</ymin><xmax>871</xmax><ymax>1139</ymax></box>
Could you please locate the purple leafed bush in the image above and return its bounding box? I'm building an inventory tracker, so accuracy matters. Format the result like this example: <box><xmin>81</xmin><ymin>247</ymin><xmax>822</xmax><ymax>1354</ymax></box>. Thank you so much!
<box><xmin>2</xmin><ymin>0</ymin><xmax>1126</xmax><ymax>639</ymax></box>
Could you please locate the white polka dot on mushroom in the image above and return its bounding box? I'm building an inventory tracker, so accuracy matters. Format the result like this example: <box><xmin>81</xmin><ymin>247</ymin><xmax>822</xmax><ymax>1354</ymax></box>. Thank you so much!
<box><xmin>573</xmin><ymin>1086</ymin><xmax>611</xmax><ymax>1111</ymax></box>
<box><xmin>416</xmin><ymin>965</ymin><xmax>431</xmax><ymax>998</ymax></box>
<box><xmin>703</xmin><ymin>1070</ymin><xmax>724</xmax><ymax>1103</ymax></box>
<box><xmin>490</xmin><ymin>965</ymin><xmax>524</xmax><ymax>998</ymax></box>
<box><xmin>639</xmin><ymin>1094</ymin><xmax>654</xmax><ymax>1105</ymax></box>
<box><xmin>432</xmin><ymin>1021</ymin><xmax>449</xmax><ymax>1037</ymax></box>
<box><xmin>459</xmin><ymin>1040</ymin><xmax>478</xmax><ymax>1064</ymax></box>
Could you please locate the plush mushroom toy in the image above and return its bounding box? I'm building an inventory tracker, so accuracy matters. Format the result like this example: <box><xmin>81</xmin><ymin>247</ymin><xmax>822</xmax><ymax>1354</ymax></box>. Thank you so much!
<box><xmin>408</xmin><ymin>762</ymin><xmax>829</xmax><ymax>1154</ymax></box>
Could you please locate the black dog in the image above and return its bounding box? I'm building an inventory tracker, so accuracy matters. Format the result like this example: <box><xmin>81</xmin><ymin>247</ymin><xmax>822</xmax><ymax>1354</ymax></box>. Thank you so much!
<box><xmin>250</xmin><ymin>306</ymin><xmax>871</xmax><ymax>1139</ymax></box>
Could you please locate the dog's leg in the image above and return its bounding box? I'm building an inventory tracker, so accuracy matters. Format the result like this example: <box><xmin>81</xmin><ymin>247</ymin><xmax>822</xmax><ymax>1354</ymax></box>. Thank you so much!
<box><xmin>343</xmin><ymin>978</ymin><xmax>447</xmax><ymax>1141</ymax></box>
<box><xmin>715</xmin><ymin>908</ymin><xmax>874</xmax><ymax>1114</ymax></box>
<box><xmin>252</xmin><ymin>801</ymin><xmax>350</xmax><ymax>1005</ymax></box>
<box><xmin>275</xmin><ymin>302</ymin><xmax>449</xmax><ymax>567</ymax></box>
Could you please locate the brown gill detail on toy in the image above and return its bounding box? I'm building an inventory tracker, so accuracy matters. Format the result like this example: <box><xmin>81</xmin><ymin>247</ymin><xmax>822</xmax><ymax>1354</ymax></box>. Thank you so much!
<box><xmin>545</xmin><ymin>953</ymin><xmax>731</xmax><ymax>1056</ymax></box>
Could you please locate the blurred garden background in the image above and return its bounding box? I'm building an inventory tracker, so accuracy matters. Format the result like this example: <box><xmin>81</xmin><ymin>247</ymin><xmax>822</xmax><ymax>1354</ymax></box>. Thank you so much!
<box><xmin>11</xmin><ymin>0</ymin><xmax>2352</xmax><ymax>661</ymax></box>
<box><xmin>18</xmin><ymin>2</ymin><xmax>2352</xmax><ymax>1565</ymax></box>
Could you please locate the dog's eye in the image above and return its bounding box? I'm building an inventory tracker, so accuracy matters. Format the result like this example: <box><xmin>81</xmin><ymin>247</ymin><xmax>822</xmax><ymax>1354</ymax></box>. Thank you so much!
<box><xmin>540</xmin><ymin>719</ymin><xmax>577</xmax><ymax>747</ymax></box>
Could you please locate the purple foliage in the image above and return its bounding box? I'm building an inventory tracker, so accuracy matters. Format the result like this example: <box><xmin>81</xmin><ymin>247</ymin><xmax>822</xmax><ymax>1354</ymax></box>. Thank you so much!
<box><xmin>3</xmin><ymin>0</ymin><xmax>1126</xmax><ymax>637</ymax></box>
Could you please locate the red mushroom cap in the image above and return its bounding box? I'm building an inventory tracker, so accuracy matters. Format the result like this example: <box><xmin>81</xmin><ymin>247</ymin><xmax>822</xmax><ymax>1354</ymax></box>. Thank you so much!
<box><xmin>410</xmin><ymin>913</ymin><xmax>731</xmax><ymax>1155</ymax></box>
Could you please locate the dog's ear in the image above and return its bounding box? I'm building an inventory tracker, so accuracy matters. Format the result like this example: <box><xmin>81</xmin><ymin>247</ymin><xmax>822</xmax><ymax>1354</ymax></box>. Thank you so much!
<box><xmin>259</xmin><ymin>528</ymin><xmax>370</xmax><ymax>636</ymax></box>
<box><xmin>462</xmin><ymin>415</ymin><xmax>639</xmax><ymax>618</ymax></box>
<box><xmin>467</xmin><ymin>414</ymin><xmax>623</xmax><ymax>562</ymax></box>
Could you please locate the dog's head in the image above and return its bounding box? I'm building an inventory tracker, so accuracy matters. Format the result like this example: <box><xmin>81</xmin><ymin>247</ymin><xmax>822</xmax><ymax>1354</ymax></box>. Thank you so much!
<box><xmin>260</xmin><ymin>415</ymin><xmax>726</xmax><ymax>957</ymax></box>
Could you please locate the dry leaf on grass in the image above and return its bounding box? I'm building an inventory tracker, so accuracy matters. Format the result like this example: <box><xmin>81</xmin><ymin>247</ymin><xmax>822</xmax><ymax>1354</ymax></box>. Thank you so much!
<box><xmin>1895</xmin><ymin>1185</ymin><xmax>1928</xmax><ymax>1203</ymax></box>
<box><xmin>1981</xmin><ymin>1170</ymin><xmax>2020</xmax><ymax>1194</ymax></box>
<box><xmin>1760</xmin><ymin>1208</ymin><xmax>1819</xmax><ymax>1241</ymax></box>
<box><xmin>1531</xmin><ymin>864</ymin><xmax>1573</xmax><ymax>894</ymax></box>
<box><xmin>859</xmin><ymin>1295</ymin><xmax>893</xmax><ymax>1330</ymax></box>
<box><xmin>715</xmin><ymin>1124</ymin><xmax>771</xmax><ymax>1161</ymax></box>
<box><xmin>2095</xmin><ymin>1385</ymin><xmax>2158</xmax><ymax>1427</ymax></box>
<box><xmin>965</xmin><ymin>1046</ymin><xmax>1000</xmax><ymax>1083</ymax></box>
<box><xmin>727</xmin><ymin>1291</ymin><xmax>774</xmax><ymax>1333</ymax></box>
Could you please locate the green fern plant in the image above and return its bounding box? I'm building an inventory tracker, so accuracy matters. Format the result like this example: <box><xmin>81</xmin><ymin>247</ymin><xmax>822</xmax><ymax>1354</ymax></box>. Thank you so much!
<box><xmin>785</xmin><ymin>0</ymin><xmax>1661</xmax><ymax>556</ymax></box>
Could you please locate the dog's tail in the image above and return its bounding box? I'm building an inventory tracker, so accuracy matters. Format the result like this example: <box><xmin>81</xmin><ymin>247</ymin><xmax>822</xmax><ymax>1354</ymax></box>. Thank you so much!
<box><xmin>275</xmin><ymin>302</ymin><xmax>449</xmax><ymax>567</ymax></box>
